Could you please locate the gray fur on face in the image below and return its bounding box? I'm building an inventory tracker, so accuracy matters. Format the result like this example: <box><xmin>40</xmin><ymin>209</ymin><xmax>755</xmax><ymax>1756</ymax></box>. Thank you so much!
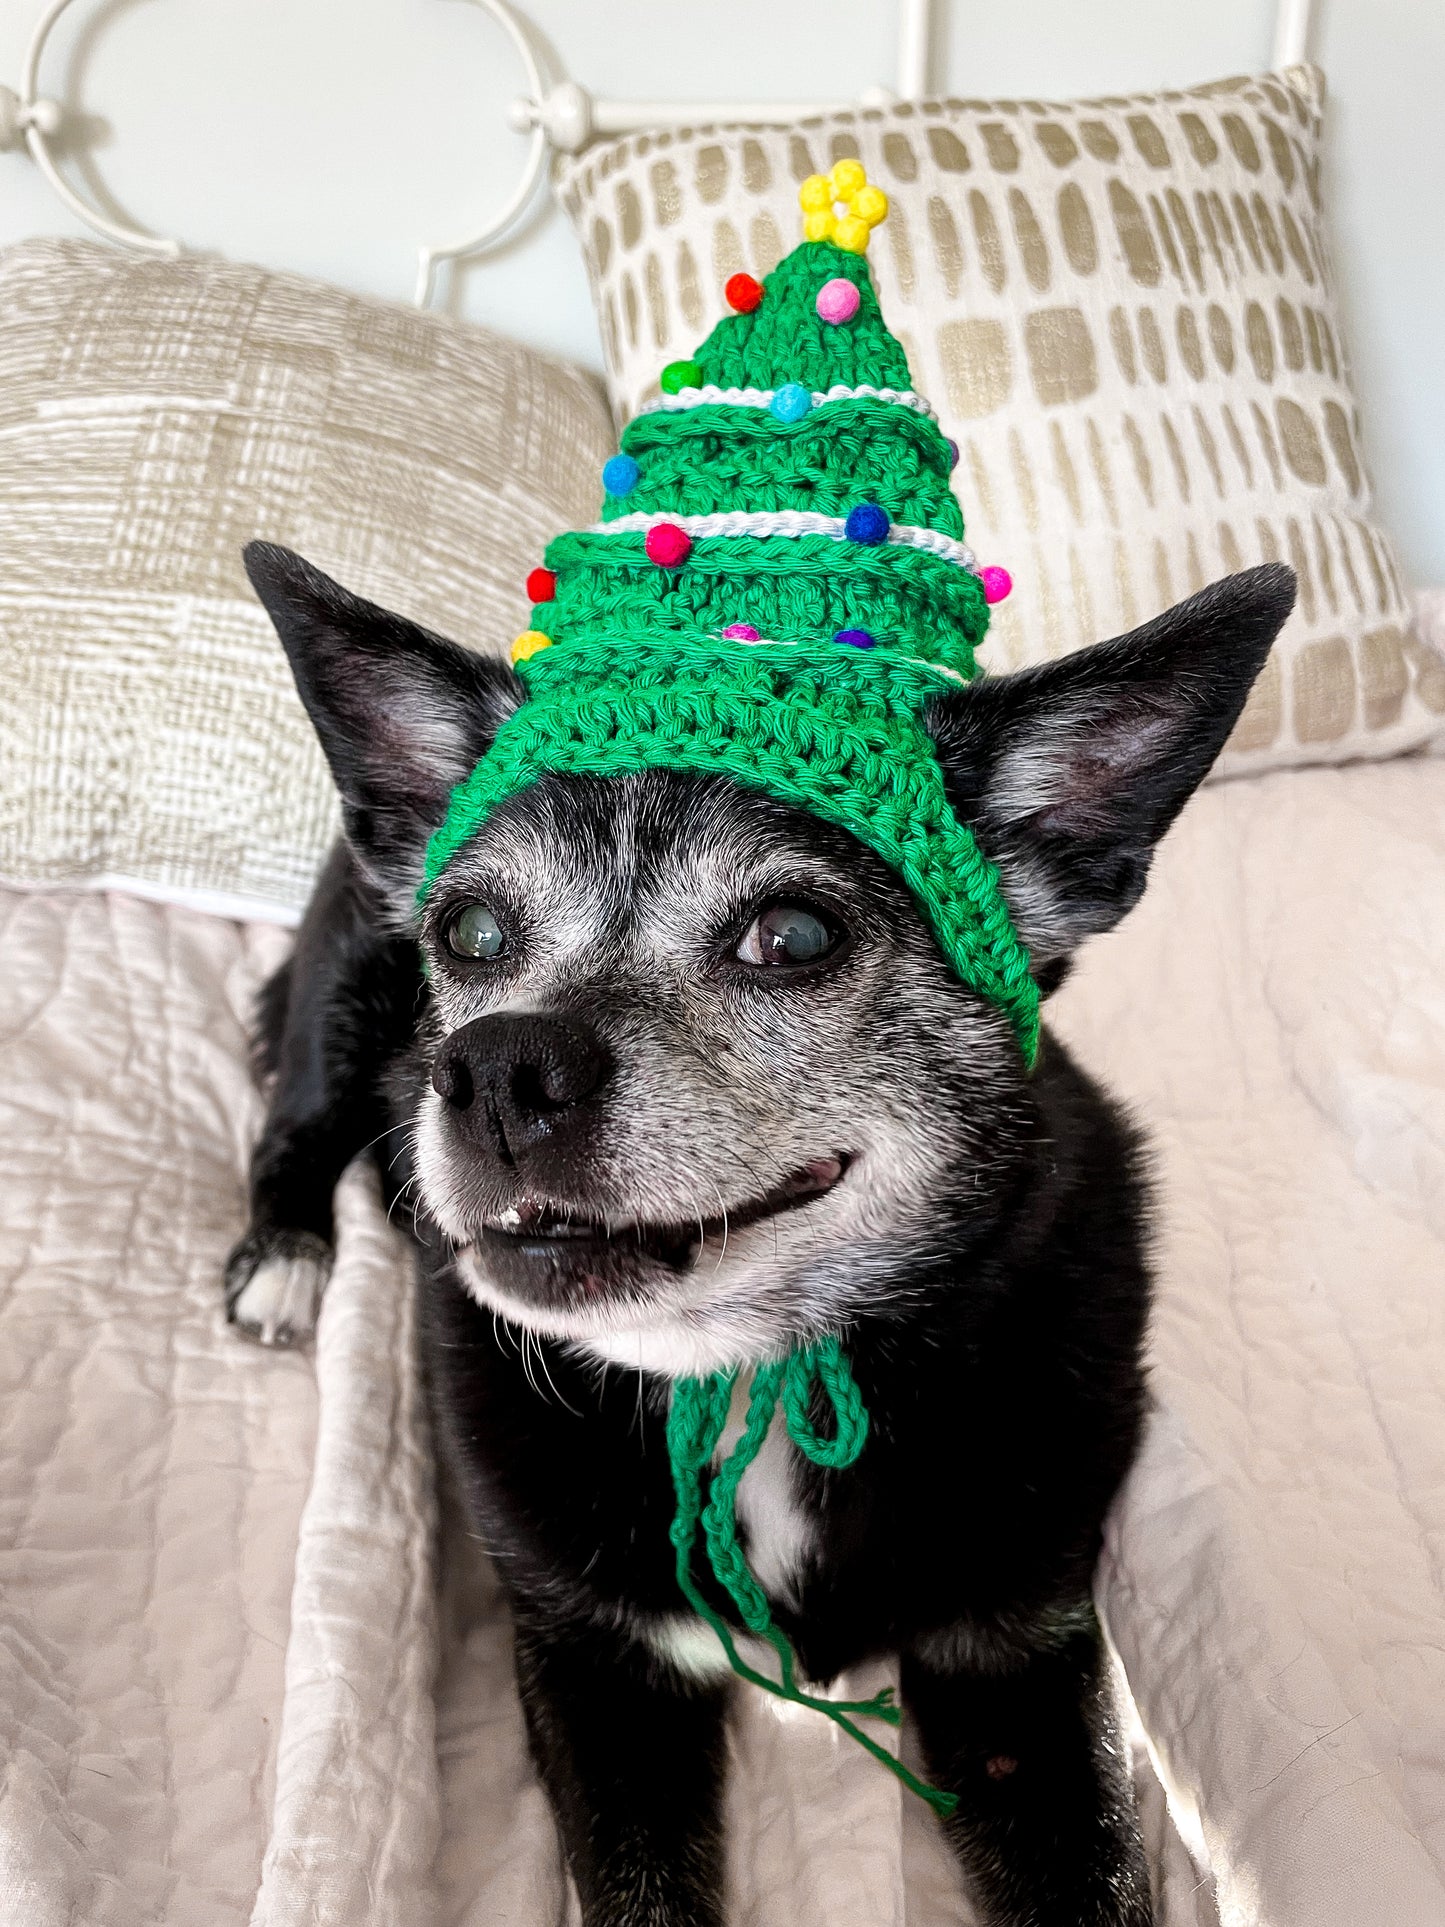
<box><xmin>409</xmin><ymin>771</ymin><xmax>1025</xmax><ymax>1377</ymax></box>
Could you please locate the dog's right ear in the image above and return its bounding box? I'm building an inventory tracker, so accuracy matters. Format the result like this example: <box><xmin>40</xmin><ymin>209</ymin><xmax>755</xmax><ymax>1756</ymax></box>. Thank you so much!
<box><xmin>244</xmin><ymin>543</ymin><xmax>522</xmax><ymax>907</ymax></box>
<box><xmin>926</xmin><ymin>563</ymin><xmax>1296</xmax><ymax>983</ymax></box>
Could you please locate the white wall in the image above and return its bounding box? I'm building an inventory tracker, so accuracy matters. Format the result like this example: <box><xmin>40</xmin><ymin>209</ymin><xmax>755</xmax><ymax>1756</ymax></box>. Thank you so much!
<box><xmin>3</xmin><ymin>0</ymin><xmax>1441</xmax><ymax>582</ymax></box>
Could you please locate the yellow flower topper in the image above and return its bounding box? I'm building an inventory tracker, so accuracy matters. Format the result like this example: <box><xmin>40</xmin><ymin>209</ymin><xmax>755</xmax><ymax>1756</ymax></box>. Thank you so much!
<box><xmin>798</xmin><ymin>159</ymin><xmax>890</xmax><ymax>254</ymax></box>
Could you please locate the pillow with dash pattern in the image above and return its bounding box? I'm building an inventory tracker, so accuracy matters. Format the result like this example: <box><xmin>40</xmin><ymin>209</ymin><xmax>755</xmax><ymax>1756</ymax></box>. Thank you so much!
<box><xmin>0</xmin><ymin>238</ymin><xmax>613</xmax><ymax>922</ymax></box>
<box><xmin>555</xmin><ymin>66</ymin><xmax>1445</xmax><ymax>776</ymax></box>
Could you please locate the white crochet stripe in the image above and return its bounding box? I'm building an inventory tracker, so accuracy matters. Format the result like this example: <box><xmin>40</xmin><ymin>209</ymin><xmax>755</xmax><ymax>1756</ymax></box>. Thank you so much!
<box><xmin>642</xmin><ymin>382</ymin><xmax>938</xmax><ymax>423</ymax></box>
<box><xmin>593</xmin><ymin>507</ymin><xmax>977</xmax><ymax>572</ymax></box>
<box><xmin>715</xmin><ymin>632</ymin><xmax>970</xmax><ymax>683</ymax></box>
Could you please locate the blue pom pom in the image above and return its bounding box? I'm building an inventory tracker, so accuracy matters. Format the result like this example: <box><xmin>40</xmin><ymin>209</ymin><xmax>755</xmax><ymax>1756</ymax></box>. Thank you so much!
<box><xmin>769</xmin><ymin>382</ymin><xmax>812</xmax><ymax>423</ymax></box>
<box><xmin>834</xmin><ymin>628</ymin><xmax>876</xmax><ymax>649</ymax></box>
<box><xmin>602</xmin><ymin>453</ymin><xmax>640</xmax><ymax>496</ymax></box>
<box><xmin>844</xmin><ymin>502</ymin><xmax>889</xmax><ymax>545</ymax></box>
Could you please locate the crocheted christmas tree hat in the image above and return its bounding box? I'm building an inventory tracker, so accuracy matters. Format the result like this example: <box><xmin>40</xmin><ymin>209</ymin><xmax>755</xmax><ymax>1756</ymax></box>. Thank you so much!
<box><xmin>421</xmin><ymin>161</ymin><xmax>1039</xmax><ymax>1063</ymax></box>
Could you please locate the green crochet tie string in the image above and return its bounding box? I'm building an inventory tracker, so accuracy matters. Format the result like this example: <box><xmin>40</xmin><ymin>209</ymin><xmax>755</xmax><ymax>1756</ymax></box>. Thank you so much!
<box><xmin>666</xmin><ymin>1335</ymin><xmax>958</xmax><ymax>1820</ymax></box>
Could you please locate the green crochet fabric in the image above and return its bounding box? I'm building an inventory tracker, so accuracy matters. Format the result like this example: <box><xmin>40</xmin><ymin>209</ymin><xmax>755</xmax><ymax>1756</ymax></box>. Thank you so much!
<box><xmin>690</xmin><ymin>238</ymin><xmax>911</xmax><ymax>393</ymax></box>
<box><xmin>613</xmin><ymin>397</ymin><xmax>964</xmax><ymax>534</ymax></box>
<box><xmin>417</xmin><ymin>160</ymin><xmax>1036</xmax><ymax>1054</ymax></box>
<box><xmin>422</xmin><ymin>632</ymin><xmax>1038</xmax><ymax>1059</ymax></box>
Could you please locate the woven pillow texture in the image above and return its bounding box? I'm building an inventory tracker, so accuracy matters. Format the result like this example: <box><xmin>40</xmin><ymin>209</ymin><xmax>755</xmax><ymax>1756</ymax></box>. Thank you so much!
<box><xmin>0</xmin><ymin>238</ymin><xmax>614</xmax><ymax>921</ymax></box>
<box><xmin>556</xmin><ymin>65</ymin><xmax>1445</xmax><ymax>776</ymax></box>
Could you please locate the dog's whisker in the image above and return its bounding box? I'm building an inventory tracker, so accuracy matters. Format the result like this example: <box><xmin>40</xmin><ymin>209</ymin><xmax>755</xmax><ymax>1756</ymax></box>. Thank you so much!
<box><xmin>385</xmin><ymin>1172</ymin><xmax>422</xmax><ymax>1229</ymax></box>
<box><xmin>704</xmin><ymin>1177</ymin><xmax>731</xmax><ymax>1275</ymax></box>
<box><xmin>519</xmin><ymin>1325</ymin><xmax>546</xmax><ymax>1404</ymax></box>
<box><xmin>357</xmin><ymin>1119</ymin><xmax>412</xmax><ymax>1160</ymax></box>
<box><xmin>533</xmin><ymin>1337</ymin><xmax>582</xmax><ymax>1417</ymax></box>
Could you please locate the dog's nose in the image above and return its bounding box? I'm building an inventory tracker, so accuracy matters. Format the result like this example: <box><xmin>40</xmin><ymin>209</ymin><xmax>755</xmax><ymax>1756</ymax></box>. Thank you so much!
<box><xmin>431</xmin><ymin>1014</ymin><xmax>611</xmax><ymax>1163</ymax></box>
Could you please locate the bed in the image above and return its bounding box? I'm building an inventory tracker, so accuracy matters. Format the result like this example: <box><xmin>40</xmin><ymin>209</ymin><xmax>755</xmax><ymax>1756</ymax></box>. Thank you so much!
<box><xmin>5</xmin><ymin>752</ymin><xmax>1444</xmax><ymax>1925</ymax></box>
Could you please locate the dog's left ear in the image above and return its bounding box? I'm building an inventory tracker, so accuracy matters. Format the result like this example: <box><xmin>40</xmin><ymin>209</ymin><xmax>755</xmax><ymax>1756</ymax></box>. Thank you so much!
<box><xmin>927</xmin><ymin>563</ymin><xmax>1295</xmax><ymax>976</ymax></box>
<box><xmin>244</xmin><ymin>542</ymin><xmax>523</xmax><ymax>906</ymax></box>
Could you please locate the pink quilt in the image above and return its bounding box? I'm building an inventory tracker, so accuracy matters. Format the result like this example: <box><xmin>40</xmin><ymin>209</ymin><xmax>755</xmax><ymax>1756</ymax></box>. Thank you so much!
<box><xmin>3</xmin><ymin>753</ymin><xmax>1443</xmax><ymax>1925</ymax></box>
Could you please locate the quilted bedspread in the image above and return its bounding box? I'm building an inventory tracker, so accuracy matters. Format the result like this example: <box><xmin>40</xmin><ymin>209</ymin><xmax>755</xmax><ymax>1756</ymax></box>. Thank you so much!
<box><xmin>2</xmin><ymin>754</ymin><xmax>1443</xmax><ymax>1926</ymax></box>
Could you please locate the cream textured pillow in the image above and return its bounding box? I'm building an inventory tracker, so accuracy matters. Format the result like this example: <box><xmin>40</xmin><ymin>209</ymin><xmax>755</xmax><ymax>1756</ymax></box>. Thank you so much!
<box><xmin>556</xmin><ymin>67</ymin><xmax>1444</xmax><ymax>775</ymax></box>
<box><xmin>0</xmin><ymin>239</ymin><xmax>613</xmax><ymax>921</ymax></box>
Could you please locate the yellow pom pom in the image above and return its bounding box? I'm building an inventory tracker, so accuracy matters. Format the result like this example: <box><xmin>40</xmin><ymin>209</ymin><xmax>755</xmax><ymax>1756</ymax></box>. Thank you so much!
<box><xmin>510</xmin><ymin>629</ymin><xmax>552</xmax><ymax>664</ymax></box>
<box><xmin>830</xmin><ymin>158</ymin><xmax>866</xmax><ymax>198</ymax></box>
<box><xmin>833</xmin><ymin>213</ymin><xmax>871</xmax><ymax>255</ymax></box>
<box><xmin>803</xmin><ymin>209</ymin><xmax>835</xmax><ymax>243</ymax></box>
<box><xmin>854</xmin><ymin>184</ymin><xmax>889</xmax><ymax>228</ymax></box>
<box><xmin>799</xmin><ymin>173</ymin><xmax>833</xmax><ymax>215</ymax></box>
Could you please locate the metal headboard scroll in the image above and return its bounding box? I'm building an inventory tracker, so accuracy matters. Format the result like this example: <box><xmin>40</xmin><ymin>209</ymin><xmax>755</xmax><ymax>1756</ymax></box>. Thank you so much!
<box><xmin>0</xmin><ymin>0</ymin><xmax>552</xmax><ymax>302</ymax></box>
<box><xmin>1</xmin><ymin>0</ymin><xmax>180</xmax><ymax>260</ymax></box>
<box><xmin>2</xmin><ymin>0</ymin><xmax>1317</xmax><ymax>310</ymax></box>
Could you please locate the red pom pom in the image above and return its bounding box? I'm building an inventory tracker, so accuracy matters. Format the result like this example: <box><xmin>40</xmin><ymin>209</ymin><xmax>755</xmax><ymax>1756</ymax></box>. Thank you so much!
<box><xmin>526</xmin><ymin>567</ymin><xmax>556</xmax><ymax>603</ymax></box>
<box><xmin>725</xmin><ymin>273</ymin><xmax>764</xmax><ymax>314</ymax></box>
<box><xmin>645</xmin><ymin>522</ymin><xmax>692</xmax><ymax>569</ymax></box>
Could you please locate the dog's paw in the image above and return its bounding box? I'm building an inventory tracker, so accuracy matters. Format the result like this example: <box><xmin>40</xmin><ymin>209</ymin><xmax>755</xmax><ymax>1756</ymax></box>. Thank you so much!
<box><xmin>224</xmin><ymin>1228</ymin><xmax>333</xmax><ymax>1348</ymax></box>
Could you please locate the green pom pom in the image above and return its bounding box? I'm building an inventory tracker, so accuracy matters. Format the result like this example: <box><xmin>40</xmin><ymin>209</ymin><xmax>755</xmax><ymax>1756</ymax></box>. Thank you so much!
<box><xmin>660</xmin><ymin>358</ymin><xmax>704</xmax><ymax>395</ymax></box>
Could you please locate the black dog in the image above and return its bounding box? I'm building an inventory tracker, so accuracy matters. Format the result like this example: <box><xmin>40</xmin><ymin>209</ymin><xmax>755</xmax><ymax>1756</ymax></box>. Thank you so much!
<box><xmin>229</xmin><ymin>542</ymin><xmax>1294</xmax><ymax>1926</ymax></box>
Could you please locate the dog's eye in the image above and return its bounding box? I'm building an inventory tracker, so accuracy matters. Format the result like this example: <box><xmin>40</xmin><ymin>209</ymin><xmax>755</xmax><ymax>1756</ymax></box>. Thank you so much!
<box><xmin>736</xmin><ymin>902</ymin><xmax>840</xmax><ymax>968</ymax></box>
<box><xmin>446</xmin><ymin>902</ymin><xmax>505</xmax><ymax>960</ymax></box>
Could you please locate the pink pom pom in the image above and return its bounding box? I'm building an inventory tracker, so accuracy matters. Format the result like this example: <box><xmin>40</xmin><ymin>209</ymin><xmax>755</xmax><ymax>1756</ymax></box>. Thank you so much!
<box><xmin>645</xmin><ymin>522</ymin><xmax>692</xmax><ymax>569</ymax></box>
<box><xmin>722</xmin><ymin>622</ymin><xmax>760</xmax><ymax>641</ymax></box>
<box><xmin>980</xmin><ymin>565</ymin><xmax>1013</xmax><ymax>605</ymax></box>
<box><xmin>815</xmin><ymin>277</ymin><xmax>861</xmax><ymax>325</ymax></box>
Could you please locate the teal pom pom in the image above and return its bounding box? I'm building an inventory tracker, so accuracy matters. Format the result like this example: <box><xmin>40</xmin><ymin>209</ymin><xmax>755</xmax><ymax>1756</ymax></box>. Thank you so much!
<box><xmin>769</xmin><ymin>383</ymin><xmax>812</xmax><ymax>423</ymax></box>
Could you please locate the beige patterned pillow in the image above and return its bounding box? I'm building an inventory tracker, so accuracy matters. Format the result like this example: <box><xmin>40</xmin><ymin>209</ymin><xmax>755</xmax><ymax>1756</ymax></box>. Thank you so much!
<box><xmin>556</xmin><ymin>67</ymin><xmax>1444</xmax><ymax>775</ymax></box>
<box><xmin>0</xmin><ymin>239</ymin><xmax>613</xmax><ymax>920</ymax></box>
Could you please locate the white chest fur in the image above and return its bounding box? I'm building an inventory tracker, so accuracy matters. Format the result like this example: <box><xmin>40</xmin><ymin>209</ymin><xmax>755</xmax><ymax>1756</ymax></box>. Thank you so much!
<box><xmin>642</xmin><ymin>1371</ymin><xmax>817</xmax><ymax>1682</ymax></box>
<box><xmin>718</xmin><ymin>1371</ymin><xmax>816</xmax><ymax>1610</ymax></box>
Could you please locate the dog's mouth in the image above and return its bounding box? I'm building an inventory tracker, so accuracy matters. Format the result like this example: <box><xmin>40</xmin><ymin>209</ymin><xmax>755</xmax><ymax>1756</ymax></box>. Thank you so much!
<box><xmin>467</xmin><ymin>1153</ymin><xmax>850</xmax><ymax>1284</ymax></box>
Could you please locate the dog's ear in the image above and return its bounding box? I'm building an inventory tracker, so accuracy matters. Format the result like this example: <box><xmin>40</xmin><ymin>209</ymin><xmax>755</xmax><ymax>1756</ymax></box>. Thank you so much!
<box><xmin>244</xmin><ymin>542</ymin><xmax>522</xmax><ymax>904</ymax></box>
<box><xmin>927</xmin><ymin>564</ymin><xmax>1295</xmax><ymax>981</ymax></box>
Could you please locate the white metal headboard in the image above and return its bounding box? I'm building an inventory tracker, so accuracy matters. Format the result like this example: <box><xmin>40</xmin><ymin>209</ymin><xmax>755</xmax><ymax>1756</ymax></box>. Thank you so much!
<box><xmin>0</xmin><ymin>0</ymin><xmax>1317</xmax><ymax>311</ymax></box>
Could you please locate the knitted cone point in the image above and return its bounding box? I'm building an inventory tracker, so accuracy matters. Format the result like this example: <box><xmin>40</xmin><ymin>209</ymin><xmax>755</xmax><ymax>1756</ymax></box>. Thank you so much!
<box><xmin>421</xmin><ymin>160</ymin><xmax>1037</xmax><ymax>1064</ymax></box>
